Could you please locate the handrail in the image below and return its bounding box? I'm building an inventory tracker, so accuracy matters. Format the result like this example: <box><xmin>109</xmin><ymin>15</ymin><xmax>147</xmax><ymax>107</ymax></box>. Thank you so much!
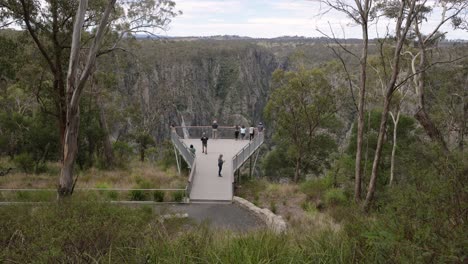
<box><xmin>0</xmin><ymin>188</ymin><xmax>186</xmax><ymax>191</ymax></box>
<box><xmin>172</xmin><ymin>125</ymin><xmax>260</xmax><ymax>140</ymax></box>
<box><xmin>231</xmin><ymin>132</ymin><xmax>264</xmax><ymax>182</ymax></box>
<box><xmin>171</xmin><ymin>131</ymin><xmax>195</xmax><ymax>167</ymax></box>
<box><xmin>185</xmin><ymin>161</ymin><xmax>197</xmax><ymax>199</ymax></box>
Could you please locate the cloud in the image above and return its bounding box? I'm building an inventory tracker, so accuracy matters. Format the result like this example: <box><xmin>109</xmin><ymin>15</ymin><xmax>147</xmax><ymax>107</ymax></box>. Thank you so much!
<box><xmin>176</xmin><ymin>0</ymin><xmax>243</xmax><ymax>14</ymax></box>
<box><xmin>167</xmin><ymin>0</ymin><xmax>468</xmax><ymax>39</ymax></box>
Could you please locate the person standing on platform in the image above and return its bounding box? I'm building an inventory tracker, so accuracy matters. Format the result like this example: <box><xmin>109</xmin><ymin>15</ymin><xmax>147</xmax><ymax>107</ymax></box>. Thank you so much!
<box><xmin>234</xmin><ymin>125</ymin><xmax>240</xmax><ymax>140</ymax></box>
<box><xmin>201</xmin><ymin>133</ymin><xmax>208</xmax><ymax>154</ymax></box>
<box><xmin>189</xmin><ymin>144</ymin><xmax>196</xmax><ymax>155</ymax></box>
<box><xmin>240</xmin><ymin>125</ymin><xmax>246</xmax><ymax>140</ymax></box>
<box><xmin>218</xmin><ymin>154</ymin><xmax>225</xmax><ymax>177</ymax></box>
<box><xmin>249</xmin><ymin>125</ymin><xmax>255</xmax><ymax>141</ymax></box>
<box><xmin>257</xmin><ymin>122</ymin><xmax>264</xmax><ymax>133</ymax></box>
<box><xmin>212</xmin><ymin>120</ymin><xmax>219</xmax><ymax>139</ymax></box>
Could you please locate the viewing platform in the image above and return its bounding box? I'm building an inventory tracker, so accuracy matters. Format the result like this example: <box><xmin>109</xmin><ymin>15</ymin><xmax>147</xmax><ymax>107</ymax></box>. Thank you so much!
<box><xmin>171</xmin><ymin>126</ymin><xmax>264</xmax><ymax>203</ymax></box>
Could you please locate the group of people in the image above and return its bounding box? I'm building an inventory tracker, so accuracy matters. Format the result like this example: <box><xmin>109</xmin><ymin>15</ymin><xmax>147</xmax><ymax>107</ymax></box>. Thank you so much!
<box><xmin>186</xmin><ymin>119</ymin><xmax>264</xmax><ymax>177</ymax></box>
<box><xmin>234</xmin><ymin>122</ymin><xmax>264</xmax><ymax>141</ymax></box>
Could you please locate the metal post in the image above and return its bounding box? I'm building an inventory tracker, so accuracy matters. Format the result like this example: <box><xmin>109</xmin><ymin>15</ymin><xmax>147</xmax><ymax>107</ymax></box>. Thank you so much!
<box><xmin>249</xmin><ymin>156</ymin><xmax>252</xmax><ymax>178</ymax></box>
<box><xmin>174</xmin><ymin>146</ymin><xmax>181</xmax><ymax>175</ymax></box>
<box><xmin>252</xmin><ymin>149</ymin><xmax>260</xmax><ymax>178</ymax></box>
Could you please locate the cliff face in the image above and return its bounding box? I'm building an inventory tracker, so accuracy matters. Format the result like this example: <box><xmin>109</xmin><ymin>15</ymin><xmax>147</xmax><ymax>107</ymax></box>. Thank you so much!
<box><xmin>106</xmin><ymin>39</ymin><xmax>340</xmax><ymax>140</ymax></box>
<box><xmin>128</xmin><ymin>41</ymin><xmax>278</xmax><ymax>138</ymax></box>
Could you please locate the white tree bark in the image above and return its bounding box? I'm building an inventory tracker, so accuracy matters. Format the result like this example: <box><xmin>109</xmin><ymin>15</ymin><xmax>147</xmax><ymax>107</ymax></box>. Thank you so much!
<box><xmin>389</xmin><ymin>111</ymin><xmax>400</xmax><ymax>186</ymax></box>
<box><xmin>59</xmin><ymin>0</ymin><xmax>117</xmax><ymax>197</ymax></box>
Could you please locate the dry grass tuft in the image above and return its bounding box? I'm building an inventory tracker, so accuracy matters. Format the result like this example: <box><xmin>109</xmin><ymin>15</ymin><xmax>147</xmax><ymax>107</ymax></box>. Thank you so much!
<box><xmin>0</xmin><ymin>159</ymin><xmax>185</xmax><ymax>190</ymax></box>
<box><xmin>237</xmin><ymin>179</ymin><xmax>340</xmax><ymax>233</ymax></box>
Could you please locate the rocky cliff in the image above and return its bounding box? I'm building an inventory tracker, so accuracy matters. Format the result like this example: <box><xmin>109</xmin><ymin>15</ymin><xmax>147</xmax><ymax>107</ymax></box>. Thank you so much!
<box><xmin>105</xmin><ymin>39</ymin><xmax>338</xmax><ymax>140</ymax></box>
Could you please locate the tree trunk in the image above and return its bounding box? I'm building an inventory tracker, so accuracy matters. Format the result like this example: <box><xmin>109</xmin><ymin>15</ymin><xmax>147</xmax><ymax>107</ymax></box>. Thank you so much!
<box><xmin>389</xmin><ymin>111</ymin><xmax>400</xmax><ymax>186</ymax></box>
<box><xmin>59</xmin><ymin>104</ymin><xmax>80</xmax><ymax>196</ymax></box>
<box><xmin>363</xmin><ymin>97</ymin><xmax>390</xmax><ymax>210</ymax></box>
<box><xmin>58</xmin><ymin>0</ymin><xmax>88</xmax><ymax>197</ymax></box>
<box><xmin>140</xmin><ymin>147</ymin><xmax>145</xmax><ymax>162</ymax></box>
<box><xmin>294</xmin><ymin>156</ymin><xmax>301</xmax><ymax>183</ymax></box>
<box><xmin>355</xmin><ymin>17</ymin><xmax>369</xmax><ymax>202</ymax></box>
<box><xmin>57</xmin><ymin>0</ymin><xmax>116</xmax><ymax>197</ymax></box>
<box><xmin>413</xmin><ymin>23</ymin><xmax>448</xmax><ymax>152</ymax></box>
<box><xmin>97</xmin><ymin>97</ymin><xmax>114</xmax><ymax>168</ymax></box>
<box><xmin>415</xmin><ymin>108</ymin><xmax>448</xmax><ymax>151</ymax></box>
<box><xmin>363</xmin><ymin>0</ymin><xmax>417</xmax><ymax>212</ymax></box>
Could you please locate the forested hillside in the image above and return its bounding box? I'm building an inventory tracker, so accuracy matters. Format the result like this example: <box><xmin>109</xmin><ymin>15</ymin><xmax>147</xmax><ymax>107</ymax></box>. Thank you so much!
<box><xmin>0</xmin><ymin>0</ymin><xmax>467</xmax><ymax>262</ymax></box>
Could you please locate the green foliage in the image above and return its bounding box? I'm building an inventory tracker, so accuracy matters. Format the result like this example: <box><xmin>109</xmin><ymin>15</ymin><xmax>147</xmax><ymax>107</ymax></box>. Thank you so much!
<box><xmin>171</xmin><ymin>190</ymin><xmax>185</xmax><ymax>202</ymax></box>
<box><xmin>135</xmin><ymin>132</ymin><xmax>156</xmax><ymax>162</ymax></box>
<box><xmin>0</xmin><ymin>201</ymin><xmax>155</xmax><ymax>262</ymax></box>
<box><xmin>264</xmin><ymin>67</ymin><xmax>341</xmax><ymax>180</ymax></box>
<box><xmin>300</xmin><ymin>176</ymin><xmax>333</xmax><ymax>200</ymax></box>
<box><xmin>158</xmin><ymin>140</ymin><xmax>177</xmax><ymax>170</ymax></box>
<box><xmin>269</xmin><ymin>201</ymin><xmax>277</xmax><ymax>213</ymax></box>
<box><xmin>113</xmin><ymin>141</ymin><xmax>133</xmax><ymax>167</ymax></box>
<box><xmin>13</xmin><ymin>153</ymin><xmax>35</xmax><ymax>173</ymax></box>
<box><xmin>94</xmin><ymin>182</ymin><xmax>119</xmax><ymax>200</ymax></box>
<box><xmin>261</xmin><ymin>145</ymin><xmax>294</xmax><ymax>179</ymax></box>
<box><xmin>345</xmin><ymin>110</ymin><xmax>417</xmax><ymax>187</ymax></box>
<box><xmin>129</xmin><ymin>189</ymin><xmax>148</xmax><ymax>201</ymax></box>
<box><xmin>153</xmin><ymin>190</ymin><xmax>165</xmax><ymax>202</ymax></box>
<box><xmin>324</xmin><ymin>188</ymin><xmax>347</xmax><ymax>206</ymax></box>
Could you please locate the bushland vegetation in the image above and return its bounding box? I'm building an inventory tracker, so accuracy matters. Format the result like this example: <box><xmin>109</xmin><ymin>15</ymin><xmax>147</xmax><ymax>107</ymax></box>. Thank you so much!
<box><xmin>0</xmin><ymin>0</ymin><xmax>467</xmax><ymax>262</ymax></box>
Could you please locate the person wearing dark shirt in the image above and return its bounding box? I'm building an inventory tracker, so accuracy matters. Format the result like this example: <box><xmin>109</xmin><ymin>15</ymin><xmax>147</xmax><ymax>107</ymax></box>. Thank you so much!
<box><xmin>218</xmin><ymin>154</ymin><xmax>225</xmax><ymax>177</ymax></box>
<box><xmin>234</xmin><ymin>125</ymin><xmax>240</xmax><ymax>140</ymax></box>
<box><xmin>201</xmin><ymin>132</ymin><xmax>208</xmax><ymax>154</ymax></box>
<box><xmin>212</xmin><ymin>120</ymin><xmax>219</xmax><ymax>139</ymax></box>
<box><xmin>257</xmin><ymin>122</ymin><xmax>264</xmax><ymax>133</ymax></box>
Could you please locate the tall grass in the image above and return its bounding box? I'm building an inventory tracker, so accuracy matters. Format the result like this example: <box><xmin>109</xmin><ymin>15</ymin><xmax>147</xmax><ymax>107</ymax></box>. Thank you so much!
<box><xmin>0</xmin><ymin>199</ymin><xmax>359</xmax><ymax>263</ymax></box>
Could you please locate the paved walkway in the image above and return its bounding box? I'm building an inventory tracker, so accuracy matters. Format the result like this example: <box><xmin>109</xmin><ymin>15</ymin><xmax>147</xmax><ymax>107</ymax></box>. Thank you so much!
<box><xmin>154</xmin><ymin>203</ymin><xmax>265</xmax><ymax>232</ymax></box>
<box><xmin>181</xmin><ymin>138</ymin><xmax>249</xmax><ymax>201</ymax></box>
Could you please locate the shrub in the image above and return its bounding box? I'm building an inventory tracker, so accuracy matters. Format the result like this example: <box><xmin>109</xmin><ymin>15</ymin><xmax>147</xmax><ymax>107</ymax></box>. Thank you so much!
<box><xmin>113</xmin><ymin>141</ymin><xmax>133</xmax><ymax>167</ymax></box>
<box><xmin>95</xmin><ymin>182</ymin><xmax>111</xmax><ymax>189</ymax></box>
<box><xmin>153</xmin><ymin>190</ymin><xmax>165</xmax><ymax>202</ymax></box>
<box><xmin>171</xmin><ymin>190</ymin><xmax>185</xmax><ymax>202</ymax></box>
<box><xmin>270</xmin><ymin>201</ymin><xmax>277</xmax><ymax>214</ymax></box>
<box><xmin>95</xmin><ymin>182</ymin><xmax>119</xmax><ymax>200</ymax></box>
<box><xmin>13</xmin><ymin>153</ymin><xmax>35</xmax><ymax>173</ymax></box>
<box><xmin>300</xmin><ymin>177</ymin><xmax>332</xmax><ymax>200</ymax></box>
<box><xmin>324</xmin><ymin>188</ymin><xmax>347</xmax><ymax>206</ymax></box>
<box><xmin>129</xmin><ymin>190</ymin><xmax>148</xmax><ymax>201</ymax></box>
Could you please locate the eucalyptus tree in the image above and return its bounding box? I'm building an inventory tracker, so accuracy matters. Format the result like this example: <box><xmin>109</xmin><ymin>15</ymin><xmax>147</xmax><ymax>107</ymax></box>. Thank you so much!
<box><xmin>0</xmin><ymin>0</ymin><xmax>180</xmax><ymax>196</ymax></box>
<box><xmin>319</xmin><ymin>0</ymin><xmax>373</xmax><ymax>202</ymax></box>
<box><xmin>406</xmin><ymin>0</ymin><xmax>467</xmax><ymax>152</ymax></box>
<box><xmin>265</xmin><ymin>68</ymin><xmax>340</xmax><ymax>182</ymax></box>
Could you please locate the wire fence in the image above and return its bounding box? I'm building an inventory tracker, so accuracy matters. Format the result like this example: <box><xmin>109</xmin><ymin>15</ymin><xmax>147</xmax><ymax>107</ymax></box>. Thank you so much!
<box><xmin>0</xmin><ymin>188</ymin><xmax>188</xmax><ymax>203</ymax></box>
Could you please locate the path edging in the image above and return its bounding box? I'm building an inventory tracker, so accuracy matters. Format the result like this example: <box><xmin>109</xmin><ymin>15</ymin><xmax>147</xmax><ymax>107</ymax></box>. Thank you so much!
<box><xmin>233</xmin><ymin>196</ymin><xmax>287</xmax><ymax>234</ymax></box>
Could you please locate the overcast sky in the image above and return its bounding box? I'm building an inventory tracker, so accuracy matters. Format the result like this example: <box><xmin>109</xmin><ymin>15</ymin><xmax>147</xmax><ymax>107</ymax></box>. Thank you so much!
<box><xmin>162</xmin><ymin>0</ymin><xmax>468</xmax><ymax>39</ymax></box>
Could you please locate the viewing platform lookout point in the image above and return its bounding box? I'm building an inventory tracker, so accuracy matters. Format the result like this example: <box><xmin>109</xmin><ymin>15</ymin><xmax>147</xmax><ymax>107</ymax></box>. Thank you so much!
<box><xmin>171</xmin><ymin>126</ymin><xmax>264</xmax><ymax>203</ymax></box>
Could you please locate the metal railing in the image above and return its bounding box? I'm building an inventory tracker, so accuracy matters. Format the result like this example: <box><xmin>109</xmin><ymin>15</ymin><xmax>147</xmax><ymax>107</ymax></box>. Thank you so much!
<box><xmin>185</xmin><ymin>161</ymin><xmax>196</xmax><ymax>199</ymax></box>
<box><xmin>0</xmin><ymin>188</ymin><xmax>188</xmax><ymax>203</ymax></box>
<box><xmin>173</xmin><ymin>125</ymin><xmax>254</xmax><ymax>140</ymax></box>
<box><xmin>171</xmin><ymin>130</ymin><xmax>195</xmax><ymax>167</ymax></box>
<box><xmin>232</xmin><ymin>132</ymin><xmax>264</xmax><ymax>180</ymax></box>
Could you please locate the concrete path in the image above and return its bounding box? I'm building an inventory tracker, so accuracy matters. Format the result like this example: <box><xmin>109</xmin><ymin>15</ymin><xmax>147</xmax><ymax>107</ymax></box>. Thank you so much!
<box><xmin>181</xmin><ymin>138</ymin><xmax>249</xmax><ymax>201</ymax></box>
<box><xmin>154</xmin><ymin>203</ymin><xmax>265</xmax><ymax>232</ymax></box>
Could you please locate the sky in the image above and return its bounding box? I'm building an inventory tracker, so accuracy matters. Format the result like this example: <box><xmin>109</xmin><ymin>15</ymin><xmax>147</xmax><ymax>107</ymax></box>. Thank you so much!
<box><xmin>161</xmin><ymin>0</ymin><xmax>468</xmax><ymax>39</ymax></box>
